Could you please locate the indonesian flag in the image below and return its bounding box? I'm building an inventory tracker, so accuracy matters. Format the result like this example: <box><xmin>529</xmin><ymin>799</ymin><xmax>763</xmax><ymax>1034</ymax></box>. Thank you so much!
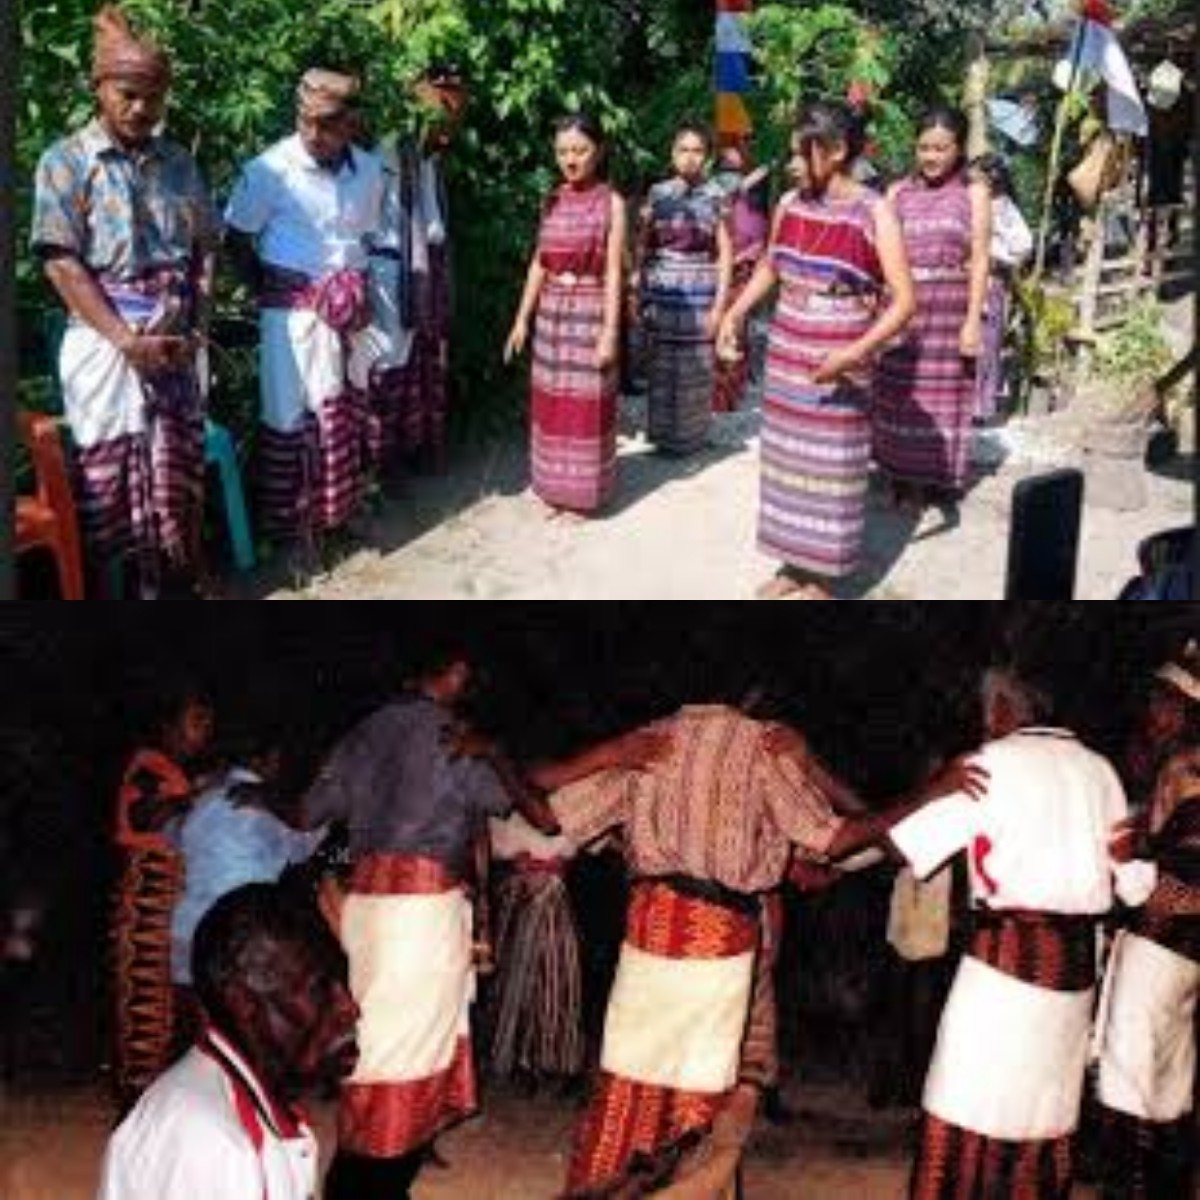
<box><xmin>1055</xmin><ymin>0</ymin><xmax>1148</xmax><ymax>137</ymax></box>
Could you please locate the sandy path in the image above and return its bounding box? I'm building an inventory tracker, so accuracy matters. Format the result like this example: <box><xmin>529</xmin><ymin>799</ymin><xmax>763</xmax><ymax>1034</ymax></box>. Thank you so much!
<box><xmin>252</xmin><ymin>390</ymin><xmax>1190</xmax><ymax>601</ymax></box>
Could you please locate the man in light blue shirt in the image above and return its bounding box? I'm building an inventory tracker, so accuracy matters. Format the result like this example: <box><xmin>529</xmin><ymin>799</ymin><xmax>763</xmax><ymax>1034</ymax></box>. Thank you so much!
<box><xmin>169</xmin><ymin>747</ymin><xmax>326</xmax><ymax>989</ymax></box>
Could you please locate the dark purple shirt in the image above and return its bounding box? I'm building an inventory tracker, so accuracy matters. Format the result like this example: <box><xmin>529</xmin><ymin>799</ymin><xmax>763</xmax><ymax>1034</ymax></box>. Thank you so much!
<box><xmin>303</xmin><ymin>695</ymin><xmax>511</xmax><ymax>874</ymax></box>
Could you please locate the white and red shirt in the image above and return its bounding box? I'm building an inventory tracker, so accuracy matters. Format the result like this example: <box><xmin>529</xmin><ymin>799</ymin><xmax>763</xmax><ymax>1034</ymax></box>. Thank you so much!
<box><xmin>96</xmin><ymin>1028</ymin><xmax>318</xmax><ymax>1200</ymax></box>
<box><xmin>890</xmin><ymin>727</ymin><xmax>1156</xmax><ymax>914</ymax></box>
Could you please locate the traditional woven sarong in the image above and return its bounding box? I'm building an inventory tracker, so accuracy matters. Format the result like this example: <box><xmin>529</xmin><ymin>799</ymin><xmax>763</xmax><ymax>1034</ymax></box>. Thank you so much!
<box><xmin>393</xmin><ymin>244</ymin><xmax>450</xmax><ymax>459</ymax></box>
<box><xmin>111</xmin><ymin>749</ymin><xmax>192</xmax><ymax>1109</ymax></box>
<box><xmin>911</xmin><ymin>911</ymin><xmax>1098</xmax><ymax>1200</ymax></box>
<box><xmin>112</xmin><ymin>846</ymin><xmax>184</xmax><ymax>1108</ymax></box>
<box><xmin>874</xmin><ymin>174</ymin><xmax>976</xmax><ymax>492</ymax></box>
<box><xmin>975</xmin><ymin>276</ymin><xmax>1009</xmax><ymax>421</ymax></box>
<box><xmin>531</xmin><ymin>184</ymin><xmax>617</xmax><ymax>511</ymax></box>
<box><xmin>758</xmin><ymin>192</ymin><xmax>883</xmax><ymax>578</ymax></box>
<box><xmin>338</xmin><ymin>854</ymin><xmax>477</xmax><ymax>1159</ymax></box>
<box><xmin>489</xmin><ymin>857</ymin><xmax>585</xmax><ymax>1079</ymax></box>
<box><xmin>642</xmin><ymin>179</ymin><xmax>723</xmax><ymax>455</ymax></box>
<box><xmin>564</xmin><ymin>878</ymin><xmax>757</xmax><ymax>1198</ymax></box>
<box><xmin>257</xmin><ymin>268</ymin><xmax>380</xmax><ymax>542</ymax></box>
<box><xmin>60</xmin><ymin>273</ymin><xmax>205</xmax><ymax>592</ymax></box>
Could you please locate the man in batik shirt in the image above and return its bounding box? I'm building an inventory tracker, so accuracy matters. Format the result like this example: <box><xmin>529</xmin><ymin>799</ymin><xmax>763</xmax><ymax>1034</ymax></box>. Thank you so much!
<box><xmin>31</xmin><ymin>4</ymin><xmax>219</xmax><ymax>597</ymax></box>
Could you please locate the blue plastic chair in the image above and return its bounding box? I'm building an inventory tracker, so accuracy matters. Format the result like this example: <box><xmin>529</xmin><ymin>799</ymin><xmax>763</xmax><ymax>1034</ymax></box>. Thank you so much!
<box><xmin>42</xmin><ymin>309</ymin><xmax>256</xmax><ymax>574</ymax></box>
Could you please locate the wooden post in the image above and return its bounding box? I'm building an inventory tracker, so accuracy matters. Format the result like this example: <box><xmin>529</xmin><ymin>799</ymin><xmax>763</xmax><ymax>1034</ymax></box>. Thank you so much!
<box><xmin>964</xmin><ymin>33</ymin><xmax>991</xmax><ymax>163</ymax></box>
<box><xmin>1033</xmin><ymin>20</ymin><xmax>1087</xmax><ymax>281</ymax></box>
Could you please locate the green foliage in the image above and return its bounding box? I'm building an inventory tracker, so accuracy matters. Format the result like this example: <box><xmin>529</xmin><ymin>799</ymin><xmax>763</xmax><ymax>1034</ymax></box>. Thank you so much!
<box><xmin>1010</xmin><ymin>277</ymin><xmax>1074</xmax><ymax>407</ymax></box>
<box><xmin>1094</xmin><ymin>299</ymin><xmax>1174</xmax><ymax>386</ymax></box>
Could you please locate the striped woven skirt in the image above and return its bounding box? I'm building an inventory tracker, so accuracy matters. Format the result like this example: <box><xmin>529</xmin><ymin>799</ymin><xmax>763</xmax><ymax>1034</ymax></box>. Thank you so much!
<box><xmin>974</xmin><ymin>277</ymin><xmax>1009</xmax><ymax>421</ymax></box>
<box><xmin>395</xmin><ymin>246</ymin><xmax>451</xmax><ymax>461</ymax></box>
<box><xmin>112</xmin><ymin>847</ymin><xmax>184</xmax><ymax>1110</ymax></box>
<box><xmin>758</xmin><ymin>289</ymin><xmax>874</xmax><ymax>579</ymax></box>
<box><xmin>257</xmin><ymin>305</ymin><xmax>382</xmax><ymax>543</ymax></box>
<box><xmin>338</xmin><ymin>854</ymin><xmax>477</xmax><ymax>1159</ymax></box>
<box><xmin>489</xmin><ymin>862</ymin><xmax>585</xmax><ymax>1079</ymax></box>
<box><xmin>910</xmin><ymin>912</ymin><xmax>1098</xmax><ymax>1200</ymax></box>
<box><xmin>644</xmin><ymin>254</ymin><xmax>716</xmax><ymax>454</ymax></box>
<box><xmin>564</xmin><ymin>878</ymin><xmax>757</xmax><ymax>1197</ymax></box>
<box><xmin>874</xmin><ymin>268</ymin><xmax>975</xmax><ymax>491</ymax></box>
<box><xmin>530</xmin><ymin>278</ymin><xmax>617</xmax><ymax>512</ymax></box>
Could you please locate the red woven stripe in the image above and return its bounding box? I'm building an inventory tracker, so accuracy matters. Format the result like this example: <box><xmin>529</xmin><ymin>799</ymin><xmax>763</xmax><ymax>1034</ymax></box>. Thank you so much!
<box><xmin>349</xmin><ymin>853</ymin><xmax>461</xmax><ymax>896</ymax></box>
<box><xmin>338</xmin><ymin>1036</ymin><xmax>475</xmax><ymax>1157</ymax></box>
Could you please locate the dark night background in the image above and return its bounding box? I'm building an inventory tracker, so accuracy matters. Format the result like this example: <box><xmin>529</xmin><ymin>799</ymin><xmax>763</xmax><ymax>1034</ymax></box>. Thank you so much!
<box><xmin>1</xmin><ymin>603</ymin><xmax>1197</xmax><ymax>1086</ymax></box>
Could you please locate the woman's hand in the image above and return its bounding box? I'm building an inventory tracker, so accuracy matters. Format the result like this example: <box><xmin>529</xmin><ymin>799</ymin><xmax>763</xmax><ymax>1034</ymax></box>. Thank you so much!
<box><xmin>959</xmin><ymin>316</ymin><xmax>983</xmax><ymax>359</ymax></box>
<box><xmin>608</xmin><ymin>728</ymin><xmax>671</xmax><ymax>770</ymax></box>
<box><xmin>703</xmin><ymin>305</ymin><xmax>723</xmax><ymax>340</ymax></box>
<box><xmin>595</xmin><ymin>327</ymin><xmax>618</xmax><ymax>369</ymax></box>
<box><xmin>811</xmin><ymin>345</ymin><xmax>863</xmax><ymax>385</ymax></box>
<box><xmin>503</xmin><ymin>319</ymin><xmax>528</xmax><ymax>364</ymax></box>
<box><xmin>716</xmin><ymin>311</ymin><xmax>745</xmax><ymax>363</ymax></box>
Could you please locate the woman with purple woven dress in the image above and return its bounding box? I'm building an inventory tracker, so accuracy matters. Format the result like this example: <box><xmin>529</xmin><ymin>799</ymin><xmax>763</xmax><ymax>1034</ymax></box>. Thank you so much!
<box><xmin>718</xmin><ymin>102</ymin><xmax>915</xmax><ymax>600</ymax></box>
<box><xmin>505</xmin><ymin>114</ymin><xmax>626</xmax><ymax>516</ymax></box>
<box><xmin>873</xmin><ymin>108</ymin><xmax>991</xmax><ymax>509</ymax></box>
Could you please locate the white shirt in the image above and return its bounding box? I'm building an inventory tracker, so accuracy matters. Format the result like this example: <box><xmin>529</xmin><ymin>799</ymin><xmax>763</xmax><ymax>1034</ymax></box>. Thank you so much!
<box><xmin>225</xmin><ymin>133</ymin><xmax>383</xmax><ymax>279</ymax></box>
<box><xmin>96</xmin><ymin>1029</ymin><xmax>318</xmax><ymax>1200</ymax></box>
<box><xmin>890</xmin><ymin>728</ymin><xmax>1156</xmax><ymax>915</ymax></box>
<box><xmin>489</xmin><ymin>811</ymin><xmax>575</xmax><ymax>862</ymax></box>
<box><xmin>990</xmin><ymin>195</ymin><xmax>1033</xmax><ymax>269</ymax></box>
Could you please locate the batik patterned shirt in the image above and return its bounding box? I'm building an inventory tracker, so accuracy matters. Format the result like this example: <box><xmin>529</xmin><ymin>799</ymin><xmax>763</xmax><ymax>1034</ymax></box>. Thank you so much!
<box><xmin>31</xmin><ymin>118</ymin><xmax>219</xmax><ymax>281</ymax></box>
<box><xmin>551</xmin><ymin>704</ymin><xmax>845</xmax><ymax>893</ymax></box>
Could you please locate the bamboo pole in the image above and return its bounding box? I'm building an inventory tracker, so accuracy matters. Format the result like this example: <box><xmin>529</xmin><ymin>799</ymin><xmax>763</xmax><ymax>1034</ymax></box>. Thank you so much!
<box><xmin>1032</xmin><ymin>20</ymin><xmax>1088</xmax><ymax>281</ymax></box>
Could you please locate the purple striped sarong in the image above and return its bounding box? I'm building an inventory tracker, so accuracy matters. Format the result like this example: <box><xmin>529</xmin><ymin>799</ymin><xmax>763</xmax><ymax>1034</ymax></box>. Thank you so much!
<box><xmin>642</xmin><ymin>179</ymin><xmax>724</xmax><ymax>455</ymax></box>
<box><xmin>874</xmin><ymin>175</ymin><xmax>976</xmax><ymax>491</ymax></box>
<box><xmin>257</xmin><ymin>268</ymin><xmax>380</xmax><ymax>543</ymax></box>
<box><xmin>758</xmin><ymin>192</ymin><xmax>884</xmax><ymax>579</ymax></box>
<box><xmin>530</xmin><ymin>184</ymin><xmax>617</xmax><ymax>512</ymax></box>
<box><xmin>65</xmin><ymin>272</ymin><xmax>205</xmax><ymax>593</ymax></box>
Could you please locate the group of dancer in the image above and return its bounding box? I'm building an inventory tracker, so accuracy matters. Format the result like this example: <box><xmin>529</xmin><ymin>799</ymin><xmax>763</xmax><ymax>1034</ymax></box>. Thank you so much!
<box><xmin>100</xmin><ymin>636</ymin><xmax>1198</xmax><ymax>1200</ymax></box>
<box><xmin>507</xmin><ymin>101</ymin><xmax>1034</xmax><ymax>599</ymax></box>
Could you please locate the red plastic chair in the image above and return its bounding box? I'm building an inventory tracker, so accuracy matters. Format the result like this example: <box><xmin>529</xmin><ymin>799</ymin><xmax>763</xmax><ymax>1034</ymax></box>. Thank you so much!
<box><xmin>16</xmin><ymin>410</ymin><xmax>86</xmax><ymax>599</ymax></box>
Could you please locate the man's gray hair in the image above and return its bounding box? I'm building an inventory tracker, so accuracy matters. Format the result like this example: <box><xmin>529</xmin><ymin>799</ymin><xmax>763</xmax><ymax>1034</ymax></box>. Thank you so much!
<box><xmin>980</xmin><ymin>665</ymin><xmax>1053</xmax><ymax>729</ymax></box>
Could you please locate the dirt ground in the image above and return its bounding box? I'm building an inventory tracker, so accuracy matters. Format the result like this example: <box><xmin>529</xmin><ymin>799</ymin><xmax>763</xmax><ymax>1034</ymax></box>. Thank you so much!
<box><xmin>1</xmin><ymin>1077</ymin><xmax>1108</xmax><ymax>1200</ymax></box>
<box><xmin>238</xmin><ymin>356</ymin><xmax>1194</xmax><ymax>603</ymax></box>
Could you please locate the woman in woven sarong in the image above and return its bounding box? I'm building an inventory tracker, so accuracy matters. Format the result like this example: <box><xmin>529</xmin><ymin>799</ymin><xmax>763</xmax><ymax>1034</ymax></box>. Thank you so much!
<box><xmin>111</xmin><ymin>684</ymin><xmax>215</xmax><ymax>1113</ymax></box>
<box><xmin>30</xmin><ymin>5</ymin><xmax>219</xmax><ymax>598</ymax></box>
<box><xmin>971</xmin><ymin>154</ymin><xmax>1032</xmax><ymax>423</ymax></box>
<box><xmin>873</xmin><ymin>107</ymin><xmax>991</xmax><ymax>509</ymax></box>
<box><xmin>505</xmin><ymin>114</ymin><xmax>625</xmax><ymax>515</ymax></box>
<box><xmin>719</xmin><ymin>102</ymin><xmax>915</xmax><ymax>600</ymax></box>
<box><xmin>485</xmin><ymin>811</ymin><xmax>585</xmax><ymax>1090</ymax></box>
<box><xmin>635</xmin><ymin>121</ymin><xmax>732</xmax><ymax>454</ymax></box>
<box><xmin>712</xmin><ymin>144</ymin><xmax>770</xmax><ymax>414</ymax></box>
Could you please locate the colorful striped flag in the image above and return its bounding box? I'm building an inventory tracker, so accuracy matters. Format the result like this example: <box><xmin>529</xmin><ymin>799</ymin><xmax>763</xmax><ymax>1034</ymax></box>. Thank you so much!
<box><xmin>715</xmin><ymin>0</ymin><xmax>753</xmax><ymax>150</ymax></box>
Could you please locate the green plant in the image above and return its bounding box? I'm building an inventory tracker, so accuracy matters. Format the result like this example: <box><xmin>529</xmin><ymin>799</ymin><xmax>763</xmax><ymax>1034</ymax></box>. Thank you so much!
<box><xmin>1093</xmin><ymin>299</ymin><xmax>1174</xmax><ymax>386</ymax></box>
<box><xmin>1010</xmin><ymin>276</ymin><xmax>1074</xmax><ymax>409</ymax></box>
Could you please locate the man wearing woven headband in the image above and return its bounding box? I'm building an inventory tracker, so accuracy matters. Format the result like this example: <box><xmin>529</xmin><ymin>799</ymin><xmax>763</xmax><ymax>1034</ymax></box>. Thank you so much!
<box><xmin>364</xmin><ymin>64</ymin><xmax>467</xmax><ymax>475</ymax></box>
<box><xmin>30</xmin><ymin>4</ymin><xmax>219</xmax><ymax>598</ymax></box>
<box><xmin>1123</xmin><ymin>641</ymin><xmax>1200</xmax><ymax>813</ymax></box>
<box><xmin>224</xmin><ymin>66</ymin><xmax>385</xmax><ymax>561</ymax></box>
